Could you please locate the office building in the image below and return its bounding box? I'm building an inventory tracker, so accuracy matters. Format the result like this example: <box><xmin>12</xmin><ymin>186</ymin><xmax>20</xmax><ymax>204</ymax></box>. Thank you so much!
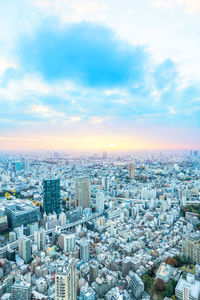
<box><xmin>129</xmin><ymin>271</ymin><xmax>144</xmax><ymax>299</ymax></box>
<box><xmin>5</xmin><ymin>201</ymin><xmax>38</xmax><ymax>229</ymax></box>
<box><xmin>55</xmin><ymin>259</ymin><xmax>76</xmax><ymax>300</ymax></box>
<box><xmin>102</xmin><ymin>176</ymin><xmax>109</xmax><ymax>191</ymax></box>
<box><xmin>80</xmin><ymin>240</ymin><xmax>90</xmax><ymax>262</ymax></box>
<box><xmin>75</xmin><ymin>177</ymin><xmax>91</xmax><ymax>209</ymax></box>
<box><xmin>90</xmin><ymin>264</ymin><xmax>99</xmax><ymax>282</ymax></box>
<box><xmin>59</xmin><ymin>212</ymin><xmax>67</xmax><ymax>226</ymax></box>
<box><xmin>175</xmin><ymin>274</ymin><xmax>200</xmax><ymax>300</ymax></box>
<box><xmin>11</xmin><ymin>281</ymin><xmax>31</xmax><ymax>300</ymax></box>
<box><xmin>182</xmin><ymin>234</ymin><xmax>200</xmax><ymax>263</ymax></box>
<box><xmin>18</xmin><ymin>237</ymin><xmax>31</xmax><ymax>263</ymax></box>
<box><xmin>34</xmin><ymin>229</ymin><xmax>46</xmax><ymax>251</ymax></box>
<box><xmin>15</xmin><ymin>161</ymin><xmax>21</xmax><ymax>173</ymax></box>
<box><xmin>0</xmin><ymin>215</ymin><xmax>8</xmax><ymax>233</ymax></box>
<box><xmin>128</xmin><ymin>163</ymin><xmax>135</xmax><ymax>179</ymax></box>
<box><xmin>96</xmin><ymin>191</ymin><xmax>104</xmax><ymax>212</ymax></box>
<box><xmin>64</xmin><ymin>234</ymin><xmax>76</xmax><ymax>253</ymax></box>
<box><xmin>43</xmin><ymin>178</ymin><xmax>61</xmax><ymax>215</ymax></box>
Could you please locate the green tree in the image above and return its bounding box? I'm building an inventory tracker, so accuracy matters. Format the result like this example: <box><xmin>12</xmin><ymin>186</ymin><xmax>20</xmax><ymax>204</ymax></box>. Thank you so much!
<box><xmin>142</xmin><ymin>274</ymin><xmax>151</xmax><ymax>289</ymax></box>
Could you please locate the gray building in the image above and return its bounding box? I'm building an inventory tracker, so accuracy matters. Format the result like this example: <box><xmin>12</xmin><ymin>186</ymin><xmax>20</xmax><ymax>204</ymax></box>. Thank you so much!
<box><xmin>129</xmin><ymin>271</ymin><xmax>144</xmax><ymax>299</ymax></box>
<box><xmin>5</xmin><ymin>202</ymin><xmax>38</xmax><ymax>229</ymax></box>
<box><xmin>80</xmin><ymin>240</ymin><xmax>90</xmax><ymax>262</ymax></box>
<box><xmin>175</xmin><ymin>274</ymin><xmax>200</xmax><ymax>300</ymax></box>
<box><xmin>11</xmin><ymin>281</ymin><xmax>31</xmax><ymax>300</ymax></box>
<box><xmin>75</xmin><ymin>177</ymin><xmax>91</xmax><ymax>209</ymax></box>
<box><xmin>18</xmin><ymin>237</ymin><xmax>31</xmax><ymax>263</ymax></box>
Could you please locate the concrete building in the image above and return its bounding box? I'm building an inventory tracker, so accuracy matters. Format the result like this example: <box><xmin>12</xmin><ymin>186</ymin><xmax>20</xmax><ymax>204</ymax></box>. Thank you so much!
<box><xmin>96</xmin><ymin>191</ymin><xmax>104</xmax><ymax>212</ymax></box>
<box><xmin>75</xmin><ymin>177</ymin><xmax>91</xmax><ymax>209</ymax></box>
<box><xmin>5</xmin><ymin>202</ymin><xmax>38</xmax><ymax>229</ymax></box>
<box><xmin>55</xmin><ymin>259</ymin><xmax>76</xmax><ymax>300</ymax></box>
<box><xmin>128</xmin><ymin>163</ymin><xmax>135</xmax><ymax>179</ymax></box>
<box><xmin>129</xmin><ymin>271</ymin><xmax>144</xmax><ymax>299</ymax></box>
<box><xmin>11</xmin><ymin>281</ymin><xmax>31</xmax><ymax>300</ymax></box>
<box><xmin>34</xmin><ymin>229</ymin><xmax>46</xmax><ymax>251</ymax></box>
<box><xmin>63</xmin><ymin>234</ymin><xmax>76</xmax><ymax>253</ymax></box>
<box><xmin>175</xmin><ymin>274</ymin><xmax>200</xmax><ymax>300</ymax></box>
<box><xmin>182</xmin><ymin>234</ymin><xmax>200</xmax><ymax>263</ymax></box>
<box><xmin>80</xmin><ymin>240</ymin><xmax>90</xmax><ymax>262</ymax></box>
<box><xmin>18</xmin><ymin>237</ymin><xmax>31</xmax><ymax>263</ymax></box>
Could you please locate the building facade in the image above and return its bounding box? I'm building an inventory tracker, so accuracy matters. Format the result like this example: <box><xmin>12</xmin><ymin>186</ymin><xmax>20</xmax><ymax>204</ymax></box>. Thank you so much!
<box><xmin>43</xmin><ymin>178</ymin><xmax>61</xmax><ymax>215</ymax></box>
<box><xmin>55</xmin><ymin>259</ymin><xmax>77</xmax><ymax>300</ymax></box>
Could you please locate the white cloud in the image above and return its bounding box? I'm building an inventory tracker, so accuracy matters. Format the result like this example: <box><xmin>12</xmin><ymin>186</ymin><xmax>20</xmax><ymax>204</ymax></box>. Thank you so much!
<box><xmin>89</xmin><ymin>116</ymin><xmax>105</xmax><ymax>124</ymax></box>
<box><xmin>31</xmin><ymin>0</ymin><xmax>109</xmax><ymax>23</ymax></box>
<box><xmin>30</xmin><ymin>104</ymin><xmax>66</xmax><ymax>118</ymax></box>
<box><xmin>151</xmin><ymin>0</ymin><xmax>200</xmax><ymax>13</ymax></box>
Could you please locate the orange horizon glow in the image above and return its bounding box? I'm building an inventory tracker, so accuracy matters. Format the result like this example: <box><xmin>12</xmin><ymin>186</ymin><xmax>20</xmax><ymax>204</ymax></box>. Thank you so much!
<box><xmin>0</xmin><ymin>134</ymin><xmax>199</xmax><ymax>151</ymax></box>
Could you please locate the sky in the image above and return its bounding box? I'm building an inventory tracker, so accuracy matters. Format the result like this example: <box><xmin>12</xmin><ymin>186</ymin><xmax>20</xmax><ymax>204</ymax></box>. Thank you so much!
<box><xmin>0</xmin><ymin>0</ymin><xmax>200</xmax><ymax>151</ymax></box>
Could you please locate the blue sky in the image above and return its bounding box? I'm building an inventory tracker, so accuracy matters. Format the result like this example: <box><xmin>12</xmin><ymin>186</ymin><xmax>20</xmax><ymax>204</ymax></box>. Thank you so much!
<box><xmin>0</xmin><ymin>0</ymin><xmax>200</xmax><ymax>150</ymax></box>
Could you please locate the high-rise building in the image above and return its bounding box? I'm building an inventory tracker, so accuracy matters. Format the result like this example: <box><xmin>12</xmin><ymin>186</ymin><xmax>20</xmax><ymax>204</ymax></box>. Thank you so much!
<box><xmin>34</xmin><ymin>229</ymin><xmax>46</xmax><ymax>251</ymax></box>
<box><xmin>15</xmin><ymin>161</ymin><xmax>21</xmax><ymax>173</ymax></box>
<box><xmin>128</xmin><ymin>163</ymin><xmax>135</xmax><ymax>179</ymax></box>
<box><xmin>63</xmin><ymin>234</ymin><xmax>76</xmax><ymax>253</ymax></box>
<box><xmin>18</xmin><ymin>237</ymin><xmax>31</xmax><ymax>263</ymax></box>
<box><xmin>75</xmin><ymin>177</ymin><xmax>91</xmax><ymax>209</ymax></box>
<box><xmin>80</xmin><ymin>240</ymin><xmax>90</xmax><ymax>262</ymax></box>
<box><xmin>102</xmin><ymin>176</ymin><xmax>109</xmax><ymax>191</ymax></box>
<box><xmin>59</xmin><ymin>212</ymin><xmax>67</xmax><ymax>226</ymax></box>
<box><xmin>90</xmin><ymin>264</ymin><xmax>99</xmax><ymax>282</ymax></box>
<box><xmin>11</xmin><ymin>281</ymin><xmax>31</xmax><ymax>300</ymax></box>
<box><xmin>43</xmin><ymin>178</ymin><xmax>60</xmax><ymax>215</ymax></box>
<box><xmin>24</xmin><ymin>159</ymin><xmax>31</xmax><ymax>173</ymax></box>
<box><xmin>182</xmin><ymin>234</ymin><xmax>200</xmax><ymax>263</ymax></box>
<box><xmin>55</xmin><ymin>259</ymin><xmax>77</xmax><ymax>300</ymax></box>
<box><xmin>96</xmin><ymin>191</ymin><xmax>104</xmax><ymax>212</ymax></box>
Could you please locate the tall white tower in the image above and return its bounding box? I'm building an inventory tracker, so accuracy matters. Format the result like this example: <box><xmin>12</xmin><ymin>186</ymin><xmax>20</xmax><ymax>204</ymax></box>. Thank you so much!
<box><xmin>55</xmin><ymin>259</ymin><xmax>77</xmax><ymax>300</ymax></box>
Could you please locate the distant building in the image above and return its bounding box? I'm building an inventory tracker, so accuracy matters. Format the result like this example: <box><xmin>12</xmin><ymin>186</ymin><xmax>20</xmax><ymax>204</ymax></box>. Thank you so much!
<box><xmin>128</xmin><ymin>163</ymin><xmax>135</xmax><ymax>179</ymax></box>
<box><xmin>11</xmin><ymin>281</ymin><xmax>31</xmax><ymax>300</ymax></box>
<box><xmin>175</xmin><ymin>274</ymin><xmax>200</xmax><ymax>300</ymax></box>
<box><xmin>102</xmin><ymin>176</ymin><xmax>109</xmax><ymax>191</ymax></box>
<box><xmin>96</xmin><ymin>191</ymin><xmax>104</xmax><ymax>212</ymax></box>
<box><xmin>5</xmin><ymin>202</ymin><xmax>38</xmax><ymax>229</ymax></box>
<box><xmin>43</xmin><ymin>178</ymin><xmax>61</xmax><ymax>215</ymax></box>
<box><xmin>18</xmin><ymin>237</ymin><xmax>31</xmax><ymax>263</ymax></box>
<box><xmin>75</xmin><ymin>177</ymin><xmax>91</xmax><ymax>209</ymax></box>
<box><xmin>55</xmin><ymin>259</ymin><xmax>76</xmax><ymax>300</ymax></box>
<box><xmin>182</xmin><ymin>234</ymin><xmax>200</xmax><ymax>263</ymax></box>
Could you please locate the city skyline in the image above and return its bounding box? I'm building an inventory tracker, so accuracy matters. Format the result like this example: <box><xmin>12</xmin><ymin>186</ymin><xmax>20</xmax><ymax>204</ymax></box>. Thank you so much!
<box><xmin>0</xmin><ymin>0</ymin><xmax>200</xmax><ymax>151</ymax></box>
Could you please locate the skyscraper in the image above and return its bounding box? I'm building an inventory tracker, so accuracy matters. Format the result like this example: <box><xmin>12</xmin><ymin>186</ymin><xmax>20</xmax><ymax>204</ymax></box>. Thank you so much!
<box><xmin>102</xmin><ymin>176</ymin><xmax>109</xmax><ymax>191</ymax></box>
<box><xmin>75</xmin><ymin>177</ymin><xmax>91</xmax><ymax>208</ymax></box>
<box><xmin>128</xmin><ymin>163</ymin><xmax>135</xmax><ymax>179</ymax></box>
<box><xmin>34</xmin><ymin>229</ymin><xmax>46</xmax><ymax>251</ymax></box>
<box><xmin>55</xmin><ymin>259</ymin><xmax>77</xmax><ymax>300</ymax></box>
<box><xmin>63</xmin><ymin>234</ymin><xmax>76</xmax><ymax>253</ymax></box>
<box><xmin>43</xmin><ymin>178</ymin><xmax>60</xmax><ymax>215</ymax></box>
<box><xmin>18</xmin><ymin>237</ymin><xmax>31</xmax><ymax>263</ymax></box>
<box><xmin>96</xmin><ymin>191</ymin><xmax>104</xmax><ymax>212</ymax></box>
<box><xmin>80</xmin><ymin>240</ymin><xmax>90</xmax><ymax>262</ymax></box>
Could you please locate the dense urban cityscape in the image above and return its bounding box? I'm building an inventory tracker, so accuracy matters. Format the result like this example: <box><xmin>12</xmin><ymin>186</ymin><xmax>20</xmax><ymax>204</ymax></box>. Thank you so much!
<box><xmin>0</xmin><ymin>150</ymin><xmax>199</xmax><ymax>299</ymax></box>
